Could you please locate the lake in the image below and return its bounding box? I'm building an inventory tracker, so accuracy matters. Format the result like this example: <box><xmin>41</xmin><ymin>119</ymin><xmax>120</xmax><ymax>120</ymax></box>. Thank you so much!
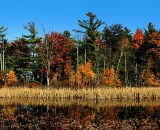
<box><xmin>0</xmin><ymin>99</ymin><xmax>160</xmax><ymax>129</ymax></box>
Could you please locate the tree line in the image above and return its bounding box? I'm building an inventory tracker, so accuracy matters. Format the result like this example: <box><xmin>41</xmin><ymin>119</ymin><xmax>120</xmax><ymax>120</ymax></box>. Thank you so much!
<box><xmin>0</xmin><ymin>12</ymin><xmax>160</xmax><ymax>87</ymax></box>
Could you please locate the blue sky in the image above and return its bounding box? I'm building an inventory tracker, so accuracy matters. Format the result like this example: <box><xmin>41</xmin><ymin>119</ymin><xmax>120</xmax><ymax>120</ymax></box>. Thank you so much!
<box><xmin>1</xmin><ymin>0</ymin><xmax>160</xmax><ymax>42</ymax></box>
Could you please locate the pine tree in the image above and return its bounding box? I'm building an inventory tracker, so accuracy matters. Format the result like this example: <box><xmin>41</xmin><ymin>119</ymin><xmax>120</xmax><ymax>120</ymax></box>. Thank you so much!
<box><xmin>22</xmin><ymin>22</ymin><xmax>42</xmax><ymax>82</ymax></box>
<box><xmin>73</xmin><ymin>12</ymin><xmax>105</xmax><ymax>61</ymax></box>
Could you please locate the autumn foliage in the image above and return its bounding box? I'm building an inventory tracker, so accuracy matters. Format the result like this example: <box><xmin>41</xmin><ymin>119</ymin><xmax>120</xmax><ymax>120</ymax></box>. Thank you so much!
<box><xmin>5</xmin><ymin>70</ymin><xmax>18</xmax><ymax>87</ymax></box>
<box><xmin>64</xmin><ymin>56</ymin><xmax>73</xmax><ymax>77</ymax></box>
<box><xmin>133</xmin><ymin>29</ymin><xmax>143</xmax><ymax>49</ymax></box>
<box><xmin>139</xmin><ymin>69</ymin><xmax>160</xmax><ymax>87</ymax></box>
<box><xmin>3</xmin><ymin>18</ymin><xmax>160</xmax><ymax>88</ymax></box>
<box><xmin>38</xmin><ymin>32</ymin><xmax>73</xmax><ymax>84</ymax></box>
<box><xmin>148</xmin><ymin>31</ymin><xmax>160</xmax><ymax>58</ymax></box>
<box><xmin>100</xmin><ymin>67</ymin><xmax>122</xmax><ymax>87</ymax></box>
<box><xmin>69</xmin><ymin>60</ymin><xmax>96</xmax><ymax>87</ymax></box>
<box><xmin>139</xmin><ymin>57</ymin><xmax>160</xmax><ymax>86</ymax></box>
<box><xmin>123</xmin><ymin>37</ymin><xmax>129</xmax><ymax>47</ymax></box>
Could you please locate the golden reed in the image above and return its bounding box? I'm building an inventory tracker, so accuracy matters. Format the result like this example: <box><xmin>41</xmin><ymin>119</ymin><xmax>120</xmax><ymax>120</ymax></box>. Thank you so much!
<box><xmin>0</xmin><ymin>86</ymin><xmax>160</xmax><ymax>101</ymax></box>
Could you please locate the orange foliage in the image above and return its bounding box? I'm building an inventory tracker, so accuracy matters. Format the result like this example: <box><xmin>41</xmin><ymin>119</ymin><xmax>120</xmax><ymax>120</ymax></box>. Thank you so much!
<box><xmin>148</xmin><ymin>31</ymin><xmax>160</xmax><ymax>58</ymax></box>
<box><xmin>76</xmin><ymin>70</ymin><xmax>83</xmax><ymax>87</ymax></box>
<box><xmin>133</xmin><ymin>29</ymin><xmax>143</xmax><ymax>49</ymax></box>
<box><xmin>68</xmin><ymin>70</ymin><xmax>76</xmax><ymax>87</ymax></box>
<box><xmin>78</xmin><ymin>60</ymin><xmax>96</xmax><ymax>86</ymax></box>
<box><xmin>101</xmin><ymin>67</ymin><xmax>114</xmax><ymax>85</ymax></box>
<box><xmin>64</xmin><ymin>56</ymin><xmax>73</xmax><ymax>77</ymax></box>
<box><xmin>100</xmin><ymin>67</ymin><xmax>122</xmax><ymax>87</ymax></box>
<box><xmin>123</xmin><ymin>37</ymin><xmax>129</xmax><ymax>47</ymax></box>
<box><xmin>95</xmin><ymin>36</ymin><xmax>103</xmax><ymax>49</ymax></box>
<box><xmin>140</xmin><ymin>69</ymin><xmax>160</xmax><ymax>87</ymax></box>
<box><xmin>69</xmin><ymin>60</ymin><xmax>96</xmax><ymax>87</ymax></box>
<box><xmin>5</xmin><ymin>70</ymin><xmax>18</xmax><ymax>86</ymax></box>
<box><xmin>139</xmin><ymin>56</ymin><xmax>160</xmax><ymax>86</ymax></box>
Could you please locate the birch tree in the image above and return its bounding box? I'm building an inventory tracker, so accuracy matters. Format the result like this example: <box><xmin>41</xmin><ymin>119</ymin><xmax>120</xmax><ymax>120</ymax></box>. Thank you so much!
<box><xmin>0</xmin><ymin>26</ymin><xmax>7</xmax><ymax>73</ymax></box>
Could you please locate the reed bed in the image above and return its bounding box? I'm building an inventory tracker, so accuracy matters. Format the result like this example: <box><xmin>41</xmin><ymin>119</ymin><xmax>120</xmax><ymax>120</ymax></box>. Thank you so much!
<box><xmin>0</xmin><ymin>86</ymin><xmax>160</xmax><ymax>101</ymax></box>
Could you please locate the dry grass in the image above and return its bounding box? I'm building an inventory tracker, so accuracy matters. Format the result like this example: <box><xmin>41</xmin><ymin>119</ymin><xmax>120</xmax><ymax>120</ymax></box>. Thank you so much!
<box><xmin>0</xmin><ymin>86</ymin><xmax>160</xmax><ymax>101</ymax></box>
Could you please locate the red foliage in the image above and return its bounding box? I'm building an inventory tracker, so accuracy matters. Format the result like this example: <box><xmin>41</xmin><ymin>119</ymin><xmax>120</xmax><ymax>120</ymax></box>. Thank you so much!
<box><xmin>64</xmin><ymin>56</ymin><xmax>73</xmax><ymax>76</ymax></box>
<box><xmin>39</xmin><ymin>32</ymin><xmax>73</xmax><ymax>80</ymax></box>
<box><xmin>133</xmin><ymin>29</ymin><xmax>143</xmax><ymax>49</ymax></box>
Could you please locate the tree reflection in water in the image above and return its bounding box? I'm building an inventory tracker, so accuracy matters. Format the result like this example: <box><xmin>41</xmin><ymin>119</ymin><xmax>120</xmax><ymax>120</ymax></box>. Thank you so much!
<box><xmin>0</xmin><ymin>100</ymin><xmax>160</xmax><ymax>129</ymax></box>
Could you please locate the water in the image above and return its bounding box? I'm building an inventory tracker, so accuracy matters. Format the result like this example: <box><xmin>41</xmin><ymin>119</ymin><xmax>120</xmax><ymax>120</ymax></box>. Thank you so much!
<box><xmin>0</xmin><ymin>99</ymin><xmax>160</xmax><ymax>129</ymax></box>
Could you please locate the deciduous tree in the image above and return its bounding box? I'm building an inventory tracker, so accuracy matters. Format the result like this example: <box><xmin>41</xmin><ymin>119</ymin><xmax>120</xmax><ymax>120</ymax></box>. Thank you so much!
<box><xmin>100</xmin><ymin>66</ymin><xmax>122</xmax><ymax>87</ymax></box>
<box><xmin>5</xmin><ymin>70</ymin><xmax>18</xmax><ymax>87</ymax></box>
<box><xmin>69</xmin><ymin>60</ymin><xmax>96</xmax><ymax>87</ymax></box>
<box><xmin>133</xmin><ymin>29</ymin><xmax>143</xmax><ymax>49</ymax></box>
<box><xmin>39</xmin><ymin>31</ymin><xmax>73</xmax><ymax>86</ymax></box>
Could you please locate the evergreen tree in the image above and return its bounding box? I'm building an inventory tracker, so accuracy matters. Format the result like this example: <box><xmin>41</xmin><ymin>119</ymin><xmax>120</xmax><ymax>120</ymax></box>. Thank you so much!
<box><xmin>6</xmin><ymin>37</ymin><xmax>30</xmax><ymax>84</ymax></box>
<box><xmin>73</xmin><ymin>12</ymin><xmax>105</xmax><ymax>61</ymax></box>
<box><xmin>22</xmin><ymin>22</ymin><xmax>42</xmax><ymax>82</ymax></box>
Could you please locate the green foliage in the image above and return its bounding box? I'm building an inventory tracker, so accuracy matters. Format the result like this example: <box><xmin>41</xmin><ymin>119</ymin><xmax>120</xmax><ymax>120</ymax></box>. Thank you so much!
<box><xmin>22</xmin><ymin>22</ymin><xmax>42</xmax><ymax>82</ymax></box>
<box><xmin>73</xmin><ymin>12</ymin><xmax>105</xmax><ymax>61</ymax></box>
<box><xmin>0</xmin><ymin>25</ymin><xmax>7</xmax><ymax>38</ymax></box>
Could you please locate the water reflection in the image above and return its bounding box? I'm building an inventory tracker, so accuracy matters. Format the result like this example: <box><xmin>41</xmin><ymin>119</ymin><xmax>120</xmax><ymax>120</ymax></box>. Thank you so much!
<box><xmin>0</xmin><ymin>99</ymin><xmax>160</xmax><ymax>129</ymax></box>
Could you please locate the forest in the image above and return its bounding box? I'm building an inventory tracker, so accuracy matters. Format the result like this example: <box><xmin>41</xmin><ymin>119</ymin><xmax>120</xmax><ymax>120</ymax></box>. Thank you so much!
<box><xmin>0</xmin><ymin>12</ymin><xmax>160</xmax><ymax>88</ymax></box>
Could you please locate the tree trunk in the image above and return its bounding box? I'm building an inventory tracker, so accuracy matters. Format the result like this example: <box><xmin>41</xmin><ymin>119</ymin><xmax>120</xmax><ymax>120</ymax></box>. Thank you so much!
<box><xmin>47</xmin><ymin>75</ymin><xmax>50</xmax><ymax>87</ymax></box>
<box><xmin>47</xmin><ymin>60</ymin><xmax>50</xmax><ymax>87</ymax></box>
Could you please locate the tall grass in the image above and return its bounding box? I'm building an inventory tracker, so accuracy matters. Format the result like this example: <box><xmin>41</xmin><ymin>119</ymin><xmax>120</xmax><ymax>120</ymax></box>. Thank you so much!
<box><xmin>0</xmin><ymin>86</ymin><xmax>160</xmax><ymax>101</ymax></box>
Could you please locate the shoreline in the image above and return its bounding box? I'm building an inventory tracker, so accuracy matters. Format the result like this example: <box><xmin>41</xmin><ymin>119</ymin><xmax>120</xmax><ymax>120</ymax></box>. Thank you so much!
<box><xmin>0</xmin><ymin>97</ymin><xmax>160</xmax><ymax>107</ymax></box>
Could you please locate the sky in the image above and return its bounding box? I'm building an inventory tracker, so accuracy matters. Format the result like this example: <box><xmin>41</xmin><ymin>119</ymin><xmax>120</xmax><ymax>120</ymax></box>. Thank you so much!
<box><xmin>1</xmin><ymin>0</ymin><xmax>160</xmax><ymax>42</ymax></box>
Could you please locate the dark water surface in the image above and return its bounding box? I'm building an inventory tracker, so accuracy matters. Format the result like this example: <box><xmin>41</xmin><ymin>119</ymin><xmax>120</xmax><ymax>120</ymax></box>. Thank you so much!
<box><xmin>0</xmin><ymin>99</ymin><xmax>160</xmax><ymax>130</ymax></box>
